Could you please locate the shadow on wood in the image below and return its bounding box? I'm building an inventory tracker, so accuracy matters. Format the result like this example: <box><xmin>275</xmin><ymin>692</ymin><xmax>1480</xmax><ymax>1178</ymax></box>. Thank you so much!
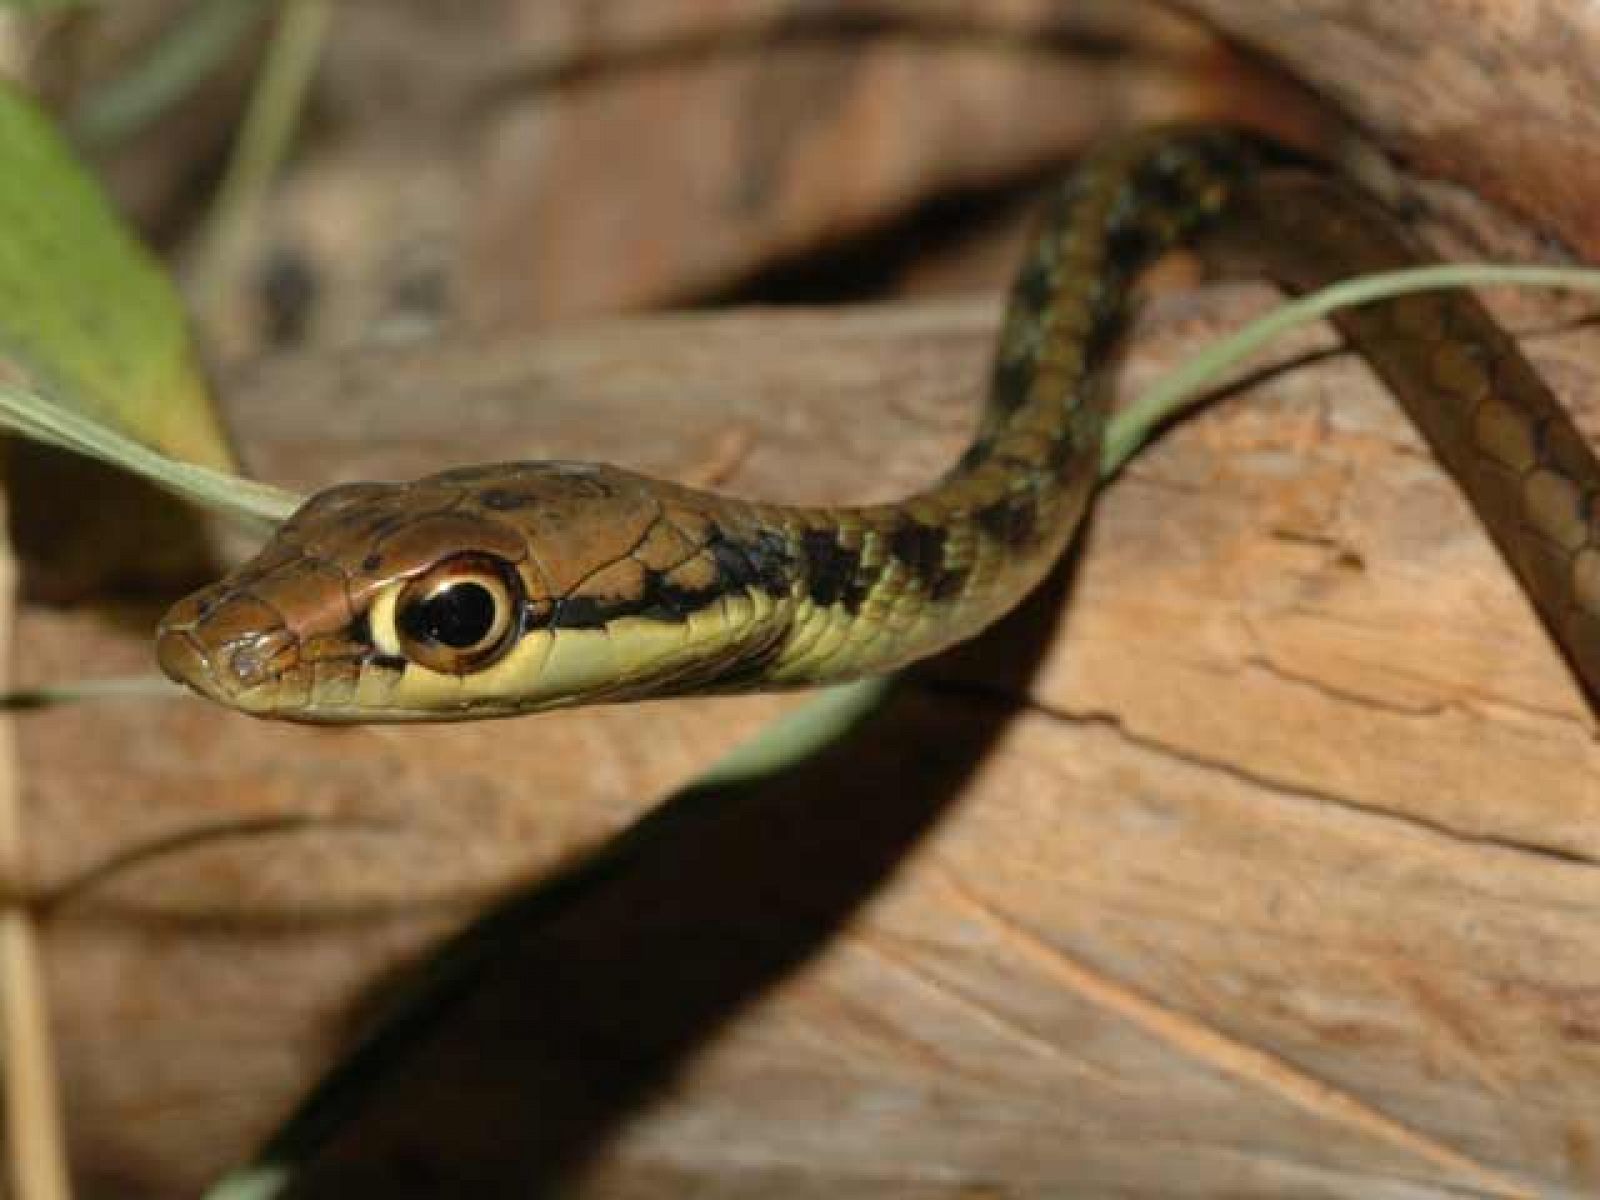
<box><xmin>278</xmin><ymin>543</ymin><xmax>1084</xmax><ymax>1197</ymax></box>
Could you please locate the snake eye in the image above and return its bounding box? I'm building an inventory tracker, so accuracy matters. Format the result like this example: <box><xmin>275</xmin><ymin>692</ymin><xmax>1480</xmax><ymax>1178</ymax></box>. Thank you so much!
<box><xmin>393</xmin><ymin>554</ymin><xmax>521</xmax><ymax>673</ymax></box>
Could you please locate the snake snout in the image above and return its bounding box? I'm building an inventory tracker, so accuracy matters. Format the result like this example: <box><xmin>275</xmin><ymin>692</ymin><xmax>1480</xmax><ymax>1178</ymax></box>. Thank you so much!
<box><xmin>154</xmin><ymin>625</ymin><xmax>210</xmax><ymax>693</ymax></box>
<box><xmin>156</xmin><ymin>590</ymin><xmax>301</xmax><ymax>701</ymax></box>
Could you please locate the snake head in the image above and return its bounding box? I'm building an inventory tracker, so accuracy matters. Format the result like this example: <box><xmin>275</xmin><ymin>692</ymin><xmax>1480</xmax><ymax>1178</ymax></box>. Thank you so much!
<box><xmin>156</xmin><ymin>461</ymin><xmax>784</xmax><ymax>721</ymax></box>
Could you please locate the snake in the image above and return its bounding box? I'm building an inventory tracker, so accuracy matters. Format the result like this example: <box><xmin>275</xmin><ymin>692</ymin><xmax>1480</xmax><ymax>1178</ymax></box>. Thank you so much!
<box><xmin>155</xmin><ymin>126</ymin><xmax>1600</xmax><ymax>721</ymax></box>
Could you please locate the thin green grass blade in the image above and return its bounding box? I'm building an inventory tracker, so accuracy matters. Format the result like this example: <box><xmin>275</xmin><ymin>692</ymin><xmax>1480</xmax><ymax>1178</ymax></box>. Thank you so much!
<box><xmin>0</xmin><ymin>674</ymin><xmax>176</xmax><ymax>710</ymax></box>
<box><xmin>1103</xmin><ymin>263</ymin><xmax>1600</xmax><ymax>474</ymax></box>
<box><xmin>0</xmin><ymin>381</ymin><xmax>296</xmax><ymax>527</ymax></box>
<box><xmin>200</xmin><ymin>1165</ymin><xmax>290</xmax><ymax>1200</ymax></box>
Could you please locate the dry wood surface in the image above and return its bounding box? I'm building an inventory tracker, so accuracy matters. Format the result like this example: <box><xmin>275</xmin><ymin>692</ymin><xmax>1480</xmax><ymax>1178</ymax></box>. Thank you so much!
<box><xmin>1181</xmin><ymin>0</ymin><xmax>1600</xmax><ymax>258</ymax></box>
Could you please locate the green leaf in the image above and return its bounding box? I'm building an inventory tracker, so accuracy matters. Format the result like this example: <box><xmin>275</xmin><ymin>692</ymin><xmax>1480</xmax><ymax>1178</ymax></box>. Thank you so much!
<box><xmin>0</xmin><ymin>77</ymin><xmax>236</xmax><ymax>471</ymax></box>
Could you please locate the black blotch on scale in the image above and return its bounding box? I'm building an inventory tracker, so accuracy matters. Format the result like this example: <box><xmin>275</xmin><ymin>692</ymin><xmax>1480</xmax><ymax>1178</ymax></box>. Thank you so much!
<box><xmin>552</xmin><ymin>595</ymin><xmax>615</xmax><ymax>629</ymax></box>
<box><xmin>636</xmin><ymin>569</ymin><xmax>727</xmax><ymax>622</ymax></box>
<box><xmin>1103</xmin><ymin>217</ymin><xmax>1155</xmax><ymax>271</ymax></box>
<box><xmin>705</xmin><ymin>525</ymin><xmax>794</xmax><ymax>596</ymax></box>
<box><xmin>552</xmin><ymin>570</ymin><xmax>724</xmax><ymax>628</ymax></box>
<box><xmin>800</xmin><ymin>529</ymin><xmax>870</xmax><ymax>612</ymax></box>
<box><xmin>887</xmin><ymin>521</ymin><xmax>947</xmax><ymax>581</ymax></box>
<box><xmin>1132</xmin><ymin>153</ymin><xmax>1194</xmax><ymax>214</ymax></box>
<box><xmin>1081</xmin><ymin>295</ymin><xmax>1130</xmax><ymax>366</ymax></box>
<box><xmin>1047</xmin><ymin>429</ymin><xmax>1090</xmax><ymax>484</ymax></box>
<box><xmin>888</xmin><ymin>520</ymin><xmax>968</xmax><ymax>603</ymax></box>
<box><xmin>1012</xmin><ymin>254</ymin><xmax>1057</xmax><ymax>317</ymax></box>
<box><xmin>928</xmin><ymin>566</ymin><xmax>969</xmax><ymax>603</ymax></box>
<box><xmin>990</xmin><ymin>354</ymin><xmax>1035</xmax><ymax>416</ymax></box>
<box><xmin>549</xmin><ymin>527</ymin><xmax>798</xmax><ymax>630</ymax></box>
<box><xmin>975</xmin><ymin>493</ymin><xmax>1039</xmax><ymax>548</ymax></box>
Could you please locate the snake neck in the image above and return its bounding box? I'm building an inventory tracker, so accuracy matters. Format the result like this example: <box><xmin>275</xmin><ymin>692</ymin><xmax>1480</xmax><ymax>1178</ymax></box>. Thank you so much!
<box><xmin>746</xmin><ymin>128</ymin><xmax>1269</xmax><ymax>688</ymax></box>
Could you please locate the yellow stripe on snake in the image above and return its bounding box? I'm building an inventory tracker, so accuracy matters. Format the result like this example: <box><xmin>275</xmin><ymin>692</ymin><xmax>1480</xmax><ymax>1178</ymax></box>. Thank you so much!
<box><xmin>156</xmin><ymin>126</ymin><xmax>1600</xmax><ymax>721</ymax></box>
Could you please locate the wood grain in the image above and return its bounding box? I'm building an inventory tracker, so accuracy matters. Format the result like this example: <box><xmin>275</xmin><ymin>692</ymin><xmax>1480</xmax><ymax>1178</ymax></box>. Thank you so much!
<box><xmin>1183</xmin><ymin>0</ymin><xmax>1600</xmax><ymax>258</ymax></box>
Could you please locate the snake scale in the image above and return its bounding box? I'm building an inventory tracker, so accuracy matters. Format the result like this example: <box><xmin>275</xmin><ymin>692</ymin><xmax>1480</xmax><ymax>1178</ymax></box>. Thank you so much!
<box><xmin>156</xmin><ymin>126</ymin><xmax>1600</xmax><ymax>720</ymax></box>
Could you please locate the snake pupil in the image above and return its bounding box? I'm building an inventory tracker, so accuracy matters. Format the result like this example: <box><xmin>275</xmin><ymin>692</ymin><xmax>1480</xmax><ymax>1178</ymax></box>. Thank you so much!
<box><xmin>408</xmin><ymin>582</ymin><xmax>497</xmax><ymax>649</ymax></box>
<box><xmin>388</xmin><ymin>554</ymin><xmax>522</xmax><ymax>673</ymax></box>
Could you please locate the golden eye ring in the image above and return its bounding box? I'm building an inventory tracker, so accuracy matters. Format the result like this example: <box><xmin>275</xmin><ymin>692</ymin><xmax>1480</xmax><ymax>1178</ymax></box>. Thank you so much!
<box><xmin>392</xmin><ymin>554</ymin><xmax>522</xmax><ymax>673</ymax></box>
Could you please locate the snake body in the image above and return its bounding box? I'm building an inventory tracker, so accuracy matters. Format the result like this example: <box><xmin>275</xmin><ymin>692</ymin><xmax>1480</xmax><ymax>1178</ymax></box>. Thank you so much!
<box><xmin>156</xmin><ymin>127</ymin><xmax>1600</xmax><ymax>720</ymax></box>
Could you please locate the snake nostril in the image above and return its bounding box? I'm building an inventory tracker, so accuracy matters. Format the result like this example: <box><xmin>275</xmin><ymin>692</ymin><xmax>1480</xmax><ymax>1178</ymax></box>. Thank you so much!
<box><xmin>222</xmin><ymin>628</ymin><xmax>298</xmax><ymax>688</ymax></box>
<box><xmin>157</xmin><ymin>585</ymin><xmax>304</xmax><ymax>698</ymax></box>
